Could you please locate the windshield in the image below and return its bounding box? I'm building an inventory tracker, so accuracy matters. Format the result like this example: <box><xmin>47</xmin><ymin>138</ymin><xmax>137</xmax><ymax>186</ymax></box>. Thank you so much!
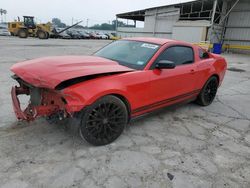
<box><xmin>94</xmin><ymin>40</ymin><xmax>160</xmax><ymax>70</ymax></box>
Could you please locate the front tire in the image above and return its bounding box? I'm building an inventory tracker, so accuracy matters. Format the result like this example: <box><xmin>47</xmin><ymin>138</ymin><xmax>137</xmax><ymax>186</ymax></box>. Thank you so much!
<box><xmin>18</xmin><ymin>29</ymin><xmax>28</xmax><ymax>38</ymax></box>
<box><xmin>196</xmin><ymin>76</ymin><xmax>218</xmax><ymax>106</ymax></box>
<box><xmin>79</xmin><ymin>95</ymin><xmax>128</xmax><ymax>146</ymax></box>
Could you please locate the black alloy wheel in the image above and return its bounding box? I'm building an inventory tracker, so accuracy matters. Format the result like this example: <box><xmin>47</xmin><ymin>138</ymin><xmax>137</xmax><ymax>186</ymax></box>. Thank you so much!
<box><xmin>196</xmin><ymin>76</ymin><xmax>218</xmax><ymax>106</ymax></box>
<box><xmin>79</xmin><ymin>95</ymin><xmax>128</xmax><ymax>146</ymax></box>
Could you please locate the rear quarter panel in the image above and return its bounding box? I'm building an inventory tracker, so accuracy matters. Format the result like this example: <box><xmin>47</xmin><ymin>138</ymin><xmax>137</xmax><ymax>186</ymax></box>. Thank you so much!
<box><xmin>211</xmin><ymin>53</ymin><xmax>227</xmax><ymax>86</ymax></box>
<box><xmin>195</xmin><ymin>52</ymin><xmax>227</xmax><ymax>90</ymax></box>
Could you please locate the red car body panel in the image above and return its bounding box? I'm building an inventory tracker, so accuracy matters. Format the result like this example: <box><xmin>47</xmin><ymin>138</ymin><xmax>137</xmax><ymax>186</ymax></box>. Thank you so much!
<box><xmin>10</xmin><ymin>38</ymin><xmax>227</xmax><ymax>121</ymax></box>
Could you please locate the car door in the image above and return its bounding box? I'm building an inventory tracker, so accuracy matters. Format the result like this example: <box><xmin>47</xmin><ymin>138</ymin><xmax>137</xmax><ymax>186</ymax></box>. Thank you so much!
<box><xmin>148</xmin><ymin>45</ymin><xmax>199</xmax><ymax>107</ymax></box>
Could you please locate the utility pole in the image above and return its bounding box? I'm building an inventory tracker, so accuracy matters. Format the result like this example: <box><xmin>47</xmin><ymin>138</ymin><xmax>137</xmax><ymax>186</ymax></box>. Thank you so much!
<box><xmin>0</xmin><ymin>9</ymin><xmax>3</xmax><ymax>23</ymax></box>
<box><xmin>86</xmin><ymin>18</ymin><xmax>89</xmax><ymax>28</ymax></box>
<box><xmin>0</xmin><ymin>9</ymin><xmax>7</xmax><ymax>23</ymax></box>
<box><xmin>115</xmin><ymin>16</ymin><xmax>118</xmax><ymax>30</ymax></box>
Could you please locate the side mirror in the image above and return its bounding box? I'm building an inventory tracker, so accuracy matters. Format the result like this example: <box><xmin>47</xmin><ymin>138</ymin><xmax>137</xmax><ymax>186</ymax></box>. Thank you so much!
<box><xmin>155</xmin><ymin>60</ymin><xmax>176</xmax><ymax>69</ymax></box>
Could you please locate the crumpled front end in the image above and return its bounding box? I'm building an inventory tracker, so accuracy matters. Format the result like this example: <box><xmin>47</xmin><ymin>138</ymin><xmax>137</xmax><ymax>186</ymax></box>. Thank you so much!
<box><xmin>11</xmin><ymin>75</ymin><xmax>71</xmax><ymax>121</ymax></box>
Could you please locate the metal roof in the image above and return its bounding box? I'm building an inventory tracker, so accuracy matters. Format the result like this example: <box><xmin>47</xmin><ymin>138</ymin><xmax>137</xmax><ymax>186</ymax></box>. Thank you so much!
<box><xmin>116</xmin><ymin>0</ymin><xmax>199</xmax><ymax>21</ymax></box>
<box><xmin>116</xmin><ymin>0</ymin><xmax>233</xmax><ymax>21</ymax></box>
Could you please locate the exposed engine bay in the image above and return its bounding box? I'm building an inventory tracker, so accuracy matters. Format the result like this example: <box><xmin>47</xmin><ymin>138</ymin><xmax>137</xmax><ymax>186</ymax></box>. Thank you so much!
<box><xmin>11</xmin><ymin>75</ymin><xmax>68</xmax><ymax>121</ymax></box>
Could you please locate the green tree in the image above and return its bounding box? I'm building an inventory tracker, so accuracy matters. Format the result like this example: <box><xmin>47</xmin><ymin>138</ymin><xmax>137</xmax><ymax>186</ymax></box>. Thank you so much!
<box><xmin>52</xmin><ymin>18</ymin><xmax>66</xmax><ymax>28</ymax></box>
<box><xmin>89</xmin><ymin>20</ymin><xmax>131</xmax><ymax>30</ymax></box>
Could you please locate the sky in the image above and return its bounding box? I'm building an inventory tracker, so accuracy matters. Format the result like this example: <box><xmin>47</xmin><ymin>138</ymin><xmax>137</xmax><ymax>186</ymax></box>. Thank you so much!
<box><xmin>1</xmin><ymin>0</ymin><xmax>192</xmax><ymax>26</ymax></box>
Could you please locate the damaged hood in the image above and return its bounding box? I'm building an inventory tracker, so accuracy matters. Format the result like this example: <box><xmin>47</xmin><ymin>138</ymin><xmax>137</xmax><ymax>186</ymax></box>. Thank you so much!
<box><xmin>11</xmin><ymin>56</ymin><xmax>134</xmax><ymax>89</ymax></box>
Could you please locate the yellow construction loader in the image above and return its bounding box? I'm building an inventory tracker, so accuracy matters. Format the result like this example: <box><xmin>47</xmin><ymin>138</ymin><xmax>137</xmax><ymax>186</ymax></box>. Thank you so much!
<box><xmin>8</xmin><ymin>16</ymin><xmax>51</xmax><ymax>39</ymax></box>
<box><xmin>8</xmin><ymin>16</ymin><xmax>83</xmax><ymax>39</ymax></box>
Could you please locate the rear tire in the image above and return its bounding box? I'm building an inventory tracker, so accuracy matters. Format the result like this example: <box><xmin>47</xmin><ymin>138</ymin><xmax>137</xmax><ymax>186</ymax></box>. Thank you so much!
<box><xmin>37</xmin><ymin>30</ymin><xmax>48</xmax><ymax>39</ymax></box>
<box><xmin>196</xmin><ymin>76</ymin><xmax>218</xmax><ymax>106</ymax></box>
<box><xmin>79</xmin><ymin>95</ymin><xmax>128</xmax><ymax>146</ymax></box>
<box><xmin>18</xmin><ymin>29</ymin><xmax>28</xmax><ymax>38</ymax></box>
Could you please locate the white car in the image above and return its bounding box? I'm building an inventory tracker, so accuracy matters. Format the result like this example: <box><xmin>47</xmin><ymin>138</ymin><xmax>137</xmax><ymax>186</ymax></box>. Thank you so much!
<box><xmin>96</xmin><ymin>33</ymin><xmax>108</xmax><ymax>39</ymax></box>
<box><xmin>0</xmin><ymin>27</ymin><xmax>10</xmax><ymax>36</ymax></box>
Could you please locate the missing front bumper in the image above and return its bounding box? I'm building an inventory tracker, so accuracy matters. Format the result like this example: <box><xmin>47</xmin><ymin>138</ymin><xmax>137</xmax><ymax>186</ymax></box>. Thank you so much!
<box><xmin>11</xmin><ymin>86</ymin><xmax>29</xmax><ymax>120</ymax></box>
<box><xmin>11</xmin><ymin>86</ymin><xmax>65</xmax><ymax>121</ymax></box>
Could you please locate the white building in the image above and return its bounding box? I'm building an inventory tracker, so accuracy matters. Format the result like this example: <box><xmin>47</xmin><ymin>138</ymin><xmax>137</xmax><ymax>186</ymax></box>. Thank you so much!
<box><xmin>116</xmin><ymin>0</ymin><xmax>250</xmax><ymax>53</ymax></box>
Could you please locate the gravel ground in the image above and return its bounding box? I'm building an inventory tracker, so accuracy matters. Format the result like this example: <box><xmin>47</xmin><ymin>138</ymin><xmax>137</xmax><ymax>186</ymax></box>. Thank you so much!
<box><xmin>0</xmin><ymin>36</ymin><xmax>250</xmax><ymax>188</ymax></box>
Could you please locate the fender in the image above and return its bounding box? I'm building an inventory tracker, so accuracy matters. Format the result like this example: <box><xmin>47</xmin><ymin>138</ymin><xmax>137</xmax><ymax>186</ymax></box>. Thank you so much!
<box><xmin>62</xmin><ymin>71</ymin><xmax>150</xmax><ymax>113</ymax></box>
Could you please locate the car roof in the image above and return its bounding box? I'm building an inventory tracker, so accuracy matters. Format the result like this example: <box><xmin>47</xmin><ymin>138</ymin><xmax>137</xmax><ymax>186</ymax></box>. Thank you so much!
<box><xmin>123</xmin><ymin>37</ymin><xmax>175</xmax><ymax>45</ymax></box>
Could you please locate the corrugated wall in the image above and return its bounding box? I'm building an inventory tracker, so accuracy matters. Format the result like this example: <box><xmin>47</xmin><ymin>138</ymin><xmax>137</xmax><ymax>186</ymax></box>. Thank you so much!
<box><xmin>224</xmin><ymin>0</ymin><xmax>250</xmax><ymax>53</ymax></box>
<box><xmin>117</xmin><ymin>6</ymin><xmax>179</xmax><ymax>39</ymax></box>
<box><xmin>144</xmin><ymin>6</ymin><xmax>180</xmax><ymax>38</ymax></box>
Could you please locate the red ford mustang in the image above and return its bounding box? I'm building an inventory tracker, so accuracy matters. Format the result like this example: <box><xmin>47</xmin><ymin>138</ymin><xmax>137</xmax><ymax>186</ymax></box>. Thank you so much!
<box><xmin>11</xmin><ymin>37</ymin><xmax>227</xmax><ymax>145</ymax></box>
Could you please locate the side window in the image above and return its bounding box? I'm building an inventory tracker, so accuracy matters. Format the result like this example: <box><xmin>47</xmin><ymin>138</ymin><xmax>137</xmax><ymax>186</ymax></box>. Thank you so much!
<box><xmin>199</xmin><ymin>48</ymin><xmax>210</xmax><ymax>59</ymax></box>
<box><xmin>155</xmin><ymin>46</ymin><xmax>194</xmax><ymax>66</ymax></box>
